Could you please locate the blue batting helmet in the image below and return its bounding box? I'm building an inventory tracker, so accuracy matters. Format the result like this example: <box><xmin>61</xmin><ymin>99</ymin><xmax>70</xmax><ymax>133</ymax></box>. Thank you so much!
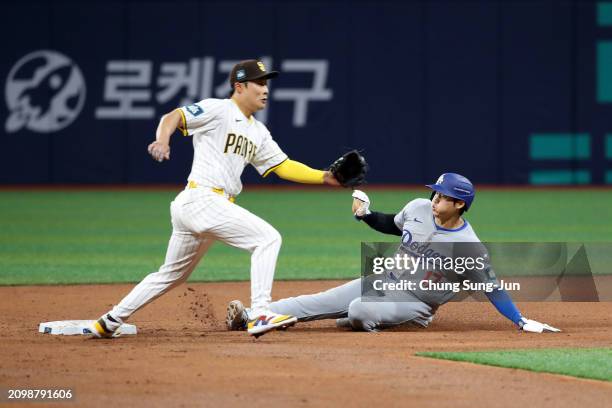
<box><xmin>426</xmin><ymin>173</ymin><xmax>475</xmax><ymax>210</ymax></box>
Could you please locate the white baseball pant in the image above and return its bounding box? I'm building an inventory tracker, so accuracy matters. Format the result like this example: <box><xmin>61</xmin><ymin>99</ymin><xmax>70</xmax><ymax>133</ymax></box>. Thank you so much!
<box><xmin>109</xmin><ymin>187</ymin><xmax>281</xmax><ymax>321</ymax></box>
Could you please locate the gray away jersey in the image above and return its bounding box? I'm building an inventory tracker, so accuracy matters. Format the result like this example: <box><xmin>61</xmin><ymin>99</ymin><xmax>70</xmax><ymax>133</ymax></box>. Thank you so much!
<box><xmin>383</xmin><ymin>198</ymin><xmax>499</xmax><ymax>306</ymax></box>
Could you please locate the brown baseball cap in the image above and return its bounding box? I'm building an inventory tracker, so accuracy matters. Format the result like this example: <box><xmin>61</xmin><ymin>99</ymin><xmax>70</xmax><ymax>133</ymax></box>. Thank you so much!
<box><xmin>229</xmin><ymin>60</ymin><xmax>279</xmax><ymax>88</ymax></box>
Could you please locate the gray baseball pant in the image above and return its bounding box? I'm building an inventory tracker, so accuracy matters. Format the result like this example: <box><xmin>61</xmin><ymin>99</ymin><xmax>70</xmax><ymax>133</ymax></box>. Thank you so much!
<box><xmin>269</xmin><ymin>278</ymin><xmax>435</xmax><ymax>331</ymax></box>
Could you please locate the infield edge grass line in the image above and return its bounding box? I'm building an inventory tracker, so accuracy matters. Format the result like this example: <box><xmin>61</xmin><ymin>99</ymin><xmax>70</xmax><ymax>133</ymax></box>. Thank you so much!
<box><xmin>415</xmin><ymin>348</ymin><xmax>612</xmax><ymax>382</ymax></box>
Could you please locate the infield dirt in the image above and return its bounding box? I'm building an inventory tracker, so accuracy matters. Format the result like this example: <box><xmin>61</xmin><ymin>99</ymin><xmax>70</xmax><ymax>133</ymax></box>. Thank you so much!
<box><xmin>1</xmin><ymin>281</ymin><xmax>611</xmax><ymax>407</ymax></box>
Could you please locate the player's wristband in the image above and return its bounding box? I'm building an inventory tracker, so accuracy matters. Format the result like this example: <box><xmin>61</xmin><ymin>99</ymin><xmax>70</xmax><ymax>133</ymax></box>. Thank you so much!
<box><xmin>354</xmin><ymin>209</ymin><xmax>371</xmax><ymax>220</ymax></box>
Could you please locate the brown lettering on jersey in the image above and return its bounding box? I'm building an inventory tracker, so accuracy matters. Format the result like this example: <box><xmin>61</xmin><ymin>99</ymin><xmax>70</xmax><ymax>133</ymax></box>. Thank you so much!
<box><xmin>224</xmin><ymin>133</ymin><xmax>257</xmax><ymax>161</ymax></box>
<box><xmin>247</xmin><ymin>140</ymin><xmax>255</xmax><ymax>158</ymax></box>
<box><xmin>234</xmin><ymin>135</ymin><xmax>244</xmax><ymax>154</ymax></box>
<box><xmin>241</xmin><ymin>139</ymin><xmax>250</xmax><ymax>157</ymax></box>
<box><xmin>224</xmin><ymin>133</ymin><xmax>236</xmax><ymax>153</ymax></box>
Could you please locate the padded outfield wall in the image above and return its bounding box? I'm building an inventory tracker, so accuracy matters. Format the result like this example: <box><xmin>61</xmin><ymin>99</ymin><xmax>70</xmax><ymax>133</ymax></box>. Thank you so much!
<box><xmin>2</xmin><ymin>0</ymin><xmax>612</xmax><ymax>185</ymax></box>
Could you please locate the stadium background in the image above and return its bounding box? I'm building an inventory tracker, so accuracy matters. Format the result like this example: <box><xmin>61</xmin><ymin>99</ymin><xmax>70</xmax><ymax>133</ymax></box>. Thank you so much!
<box><xmin>2</xmin><ymin>1</ymin><xmax>612</xmax><ymax>185</ymax></box>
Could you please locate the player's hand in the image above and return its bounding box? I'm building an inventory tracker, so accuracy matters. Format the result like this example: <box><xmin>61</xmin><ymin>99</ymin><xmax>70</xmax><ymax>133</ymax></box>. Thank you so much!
<box><xmin>147</xmin><ymin>141</ymin><xmax>170</xmax><ymax>162</ymax></box>
<box><xmin>323</xmin><ymin>171</ymin><xmax>341</xmax><ymax>186</ymax></box>
<box><xmin>352</xmin><ymin>190</ymin><xmax>371</xmax><ymax>218</ymax></box>
<box><xmin>518</xmin><ymin>317</ymin><xmax>561</xmax><ymax>333</ymax></box>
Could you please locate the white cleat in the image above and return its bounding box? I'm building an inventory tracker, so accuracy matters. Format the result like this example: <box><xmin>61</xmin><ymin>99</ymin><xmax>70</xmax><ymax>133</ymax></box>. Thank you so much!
<box><xmin>247</xmin><ymin>312</ymin><xmax>297</xmax><ymax>338</ymax></box>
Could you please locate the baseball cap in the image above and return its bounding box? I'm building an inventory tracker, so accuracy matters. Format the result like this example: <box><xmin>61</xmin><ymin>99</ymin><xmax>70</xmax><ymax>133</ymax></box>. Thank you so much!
<box><xmin>229</xmin><ymin>60</ymin><xmax>279</xmax><ymax>88</ymax></box>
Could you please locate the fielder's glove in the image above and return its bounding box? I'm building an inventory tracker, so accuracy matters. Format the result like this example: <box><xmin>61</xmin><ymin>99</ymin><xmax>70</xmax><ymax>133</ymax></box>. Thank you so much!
<box><xmin>352</xmin><ymin>190</ymin><xmax>371</xmax><ymax>219</ymax></box>
<box><xmin>328</xmin><ymin>150</ymin><xmax>368</xmax><ymax>187</ymax></box>
<box><xmin>518</xmin><ymin>317</ymin><xmax>561</xmax><ymax>333</ymax></box>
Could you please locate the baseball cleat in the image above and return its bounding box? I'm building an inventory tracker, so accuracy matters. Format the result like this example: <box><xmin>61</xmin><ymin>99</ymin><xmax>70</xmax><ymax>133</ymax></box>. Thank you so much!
<box><xmin>88</xmin><ymin>314</ymin><xmax>122</xmax><ymax>338</ymax></box>
<box><xmin>247</xmin><ymin>312</ymin><xmax>297</xmax><ymax>338</ymax></box>
<box><xmin>226</xmin><ymin>300</ymin><xmax>248</xmax><ymax>331</ymax></box>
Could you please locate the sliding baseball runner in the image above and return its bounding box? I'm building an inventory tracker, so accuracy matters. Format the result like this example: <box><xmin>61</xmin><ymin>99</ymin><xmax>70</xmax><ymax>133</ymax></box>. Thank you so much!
<box><xmin>227</xmin><ymin>173</ymin><xmax>561</xmax><ymax>334</ymax></box>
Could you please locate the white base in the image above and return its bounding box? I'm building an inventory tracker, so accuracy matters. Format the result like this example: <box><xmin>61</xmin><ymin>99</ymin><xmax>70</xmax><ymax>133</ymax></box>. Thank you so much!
<box><xmin>38</xmin><ymin>320</ymin><xmax>137</xmax><ymax>336</ymax></box>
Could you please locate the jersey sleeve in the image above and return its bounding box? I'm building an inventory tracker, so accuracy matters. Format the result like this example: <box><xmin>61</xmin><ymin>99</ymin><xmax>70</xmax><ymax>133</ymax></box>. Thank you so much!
<box><xmin>393</xmin><ymin>206</ymin><xmax>408</xmax><ymax>230</ymax></box>
<box><xmin>177</xmin><ymin>99</ymin><xmax>226</xmax><ymax>136</ymax></box>
<box><xmin>251</xmin><ymin>126</ymin><xmax>289</xmax><ymax>176</ymax></box>
<box><xmin>393</xmin><ymin>199</ymin><xmax>427</xmax><ymax>230</ymax></box>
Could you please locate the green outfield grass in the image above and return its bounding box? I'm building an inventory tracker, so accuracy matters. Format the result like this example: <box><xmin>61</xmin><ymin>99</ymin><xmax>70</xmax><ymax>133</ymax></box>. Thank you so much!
<box><xmin>1</xmin><ymin>189</ymin><xmax>611</xmax><ymax>285</ymax></box>
<box><xmin>417</xmin><ymin>348</ymin><xmax>612</xmax><ymax>381</ymax></box>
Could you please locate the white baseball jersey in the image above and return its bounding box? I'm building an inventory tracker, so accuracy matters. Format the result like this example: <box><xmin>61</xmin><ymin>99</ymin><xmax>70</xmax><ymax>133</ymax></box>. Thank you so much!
<box><xmin>178</xmin><ymin>98</ymin><xmax>288</xmax><ymax>196</ymax></box>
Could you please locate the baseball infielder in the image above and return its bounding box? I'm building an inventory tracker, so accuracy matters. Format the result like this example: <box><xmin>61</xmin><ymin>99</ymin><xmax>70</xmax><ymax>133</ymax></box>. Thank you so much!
<box><xmin>227</xmin><ymin>173</ymin><xmax>561</xmax><ymax>333</ymax></box>
<box><xmin>90</xmin><ymin>59</ymin><xmax>340</xmax><ymax>338</ymax></box>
